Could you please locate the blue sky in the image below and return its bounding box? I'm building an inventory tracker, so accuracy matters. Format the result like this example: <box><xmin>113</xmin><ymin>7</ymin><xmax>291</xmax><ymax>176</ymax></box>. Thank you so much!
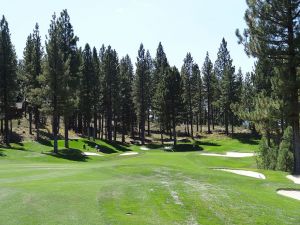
<box><xmin>2</xmin><ymin>0</ymin><xmax>254</xmax><ymax>73</ymax></box>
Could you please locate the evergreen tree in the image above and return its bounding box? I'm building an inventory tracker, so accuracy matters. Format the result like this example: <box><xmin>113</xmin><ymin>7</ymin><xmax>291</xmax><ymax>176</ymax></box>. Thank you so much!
<box><xmin>181</xmin><ymin>53</ymin><xmax>194</xmax><ymax>138</ymax></box>
<box><xmin>215</xmin><ymin>38</ymin><xmax>236</xmax><ymax>135</ymax></box>
<box><xmin>152</xmin><ymin>42</ymin><xmax>169</xmax><ymax>140</ymax></box>
<box><xmin>57</xmin><ymin>9</ymin><xmax>79</xmax><ymax>148</ymax></box>
<box><xmin>0</xmin><ymin>16</ymin><xmax>17</xmax><ymax>145</ymax></box>
<box><xmin>202</xmin><ymin>52</ymin><xmax>213</xmax><ymax>134</ymax></box>
<box><xmin>92</xmin><ymin>47</ymin><xmax>101</xmax><ymax>140</ymax></box>
<box><xmin>133</xmin><ymin>44</ymin><xmax>151</xmax><ymax>145</ymax></box>
<box><xmin>79</xmin><ymin>44</ymin><xmax>94</xmax><ymax>138</ymax></box>
<box><xmin>23</xmin><ymin>23</ymin><xmax>43</xmax><ymax>140</ymax></box>
<box><xmin>102</xmin><ymin>46</ymin><xmax>119</xmax><ymax>142</ymax></box>
<box><xmin>42</xmin><ymin>13</ymin><xmax>66</xmax><ymax>153</ymax></box>
<box><xmin>237</xmin><ymin>0</ymin><xmax>300</xmax><ymax>173</ymax></box>
<box><xmin>119</xmin><ymin>55</ymin><xmax>134</xmax><ymax>143</ymax></box>
<box><xmin>190</xmin><ymin>63</ymin><xmax>203</xmax><ymax>133</ymax></box>
<box><xmin>164</xmin><ymin>67</ymin><xmax>184</xmax><ymax>145</ymax></box>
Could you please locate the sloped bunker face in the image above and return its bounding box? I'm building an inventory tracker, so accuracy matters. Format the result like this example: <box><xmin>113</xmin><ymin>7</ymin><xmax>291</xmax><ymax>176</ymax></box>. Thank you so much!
<box><xmin>286</xmin><ymin>175</ymin><xmax>300</xmax><ymax>184</ymax></box>
<box><xmin>201</xmin><ymin>152</ymin><xmax>255</xmax><ymax>158</ymax></box>
<box><xmin>214</xmin><ymin>169</ymin><xmax>266</xmax><ymax>179</ymax></box>
<box><xmin>277</xmin><ymin>189</ymin><xmax>300</xmax><ymax>201</ymax></box>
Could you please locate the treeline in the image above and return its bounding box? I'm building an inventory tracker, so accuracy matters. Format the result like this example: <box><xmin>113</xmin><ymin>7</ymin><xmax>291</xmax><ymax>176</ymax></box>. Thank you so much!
<box><xmin>1</xmin><ymin>11</ymin><xmax>245</xmax><ymax>153</ymax></box>
<box><xmin>236</xmin><ymin>0</ymin><xmax>300</xmax><ymax>174</ymax></box>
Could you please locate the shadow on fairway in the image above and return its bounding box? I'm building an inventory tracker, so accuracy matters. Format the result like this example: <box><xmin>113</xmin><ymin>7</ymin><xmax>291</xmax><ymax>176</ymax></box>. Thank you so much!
<box><xmin>44</xmin><ymin>148</ymin><xmax>88</xmax><ymax>161</ymax></box>
<box><xmin>145</xmin><ymin>143</ymin><xmax>163</xmax><ymax>149</ymax></box>
<box><xmin>37</xmin><ymin>138</ymin><xmax>53</xmax><ymax>147</ymax></box>
<box><xmin>83</xmin><ymin>140</ymin><xmax>130</xmax><ymax>154</ymax></box>
<box><xmin>102</xmin><ymin>140</ymin><xmax>130</xmax><ymax>152</ymax></box>
<box><xmin>0</xmin><ymin>143</ymin><xmax>27</xmax><ymax>151</ymax></box>
<box><xmin>194</xmin><ymin>140</ymin><xmax>221</xmax><ymax>147</ymax></box>
<box><xmin>169</xmin><ymin>144</ymin><xmax>203</xmax><ymax>152</ymax></box>
<box><xmin>0</xmin><ymin>149</ymin><xmax>6</xmax><ymax>157</ymax></box>
<box><xmin>232</xmin><ymin>133</ymin><xmax>260</xmax><ymax>145</ymax></box>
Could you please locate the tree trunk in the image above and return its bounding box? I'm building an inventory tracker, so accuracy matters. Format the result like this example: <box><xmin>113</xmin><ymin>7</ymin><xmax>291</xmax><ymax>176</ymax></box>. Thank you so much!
<box><xmin>196</xmin><ymin>114</ymin><xmax>199</xmax><ymax>132</ymax></box>
<box><xmin>35</xmin><ymin>108</ymin><xmax>39</xmax><ymax>140</ymax></box>
<box><xmin>53</xmin><ymin>114</ymin><xmax>58</xmax><ymax>154</ymax></box>
<box><xmin>4</xmin><ymin>116</ymin><xmax>9</xmax><ymax>145</ymax></box>
<box><xmin>173</xmin><ymin>117</ymin><xmax>177</xmax><ymax>146</ymax></box>
<box><xmin>78</xmin><ymin>112</ymin><xmax>82</xmax><ymax>134</ymax></box>
<box><xmin>101</xmin><ymin>114</ymin><xmax>104</xmax><ymax>139</ymax></box>
<box><xmin>113</xmin><ymin>115</ymin><xmax>117</xmax><ymax>142</ymax></box>
<box><xmin>147</xmin><ymin>110</ymin><xmax>150</xmax><ymax>136</ymax></box>
<box><xmin>64</xmin><ymin>117</ymin><xmax>69</xmax><ymax>148</ymax></box>
<box><xmin>1</xmin><ymin>119</ymin><xmax>3</xmax><ymax>134</ymax></box>
<box><xmin>160</xmin><ymin>124</ymin><xmax>164</xmax><ymax>145</ymax></box>
<box><xmin>225</xmin><ymin>107</ymin><xmax>229</xmax><ymax>135</ymax></box>
<box><xmin>29</xmin><ymin>111</ymin><xmax>33</xmax><ymax>135</ymax></box>
<box><xmin>93</xmin><ymin>113</ymin><xmax>97</xmax><ymax>141</ymax></box>
<box><xmin>231</xmin><ymin>112</ymin><xmax>234</xmax><ymax>135</ymax></box>
<box><xmin>10</xmin><ymin>120</ymin><xmax>12</xmax><ymax>134</ymax></box>
<box><xmin>122</xmin><ymin>118</ymin><xmax>125</xmax><ymax>143</ymax></box>
<box><xmin>207</xmin><ymin>103</ymin><xmax>211</xmax><ymax>134</ymax></box>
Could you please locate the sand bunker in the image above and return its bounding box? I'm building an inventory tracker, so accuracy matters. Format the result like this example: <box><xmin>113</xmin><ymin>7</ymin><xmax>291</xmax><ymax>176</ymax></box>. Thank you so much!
<box><xmin>277</xmin><ymin>190</ymin><xmax>300</xmax><ymax>201</ymax></box>
<box><xmin>82</xmin><ymin>152</ymin><xmax>103</xmax><ymax>156</ymax></box>
<box><xmin>215</xmin><ymin>169</ymin><xmax>266</xmax><ymax>179</ymax></box>
<box><xmin>119</xmin><ymin>152</ymin><xmax>139</xmax><ymax>156</ymax></box>
<box><xmin>286</xmin><ymin>175</ymin><xmax>300</xmax><ymax>184</ymax></box>
<box><xmin>201</xmin><ymin>152</ymin><xmax>255</xmax><ymax>158</ymax></box>
<box><xmin>140</xmin><ymin>147</ymin><xmax>150</xmax><ymax>151</ymax></box>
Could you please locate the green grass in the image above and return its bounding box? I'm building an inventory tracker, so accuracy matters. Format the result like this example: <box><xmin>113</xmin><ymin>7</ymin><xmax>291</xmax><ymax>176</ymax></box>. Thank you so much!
<box><xmin>0</xmin><ymin>135</ymin><xmax>299</xmax><ymax>225</ymax></box>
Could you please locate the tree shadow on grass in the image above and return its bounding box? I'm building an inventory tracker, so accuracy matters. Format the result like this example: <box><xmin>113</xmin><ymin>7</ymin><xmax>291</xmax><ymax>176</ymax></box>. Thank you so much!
<box><xmin>37</xmin><ymin>137</ymin><xmax>53</xmax><ymax>147</ymax></box>
<box><xmin>231</xmin><ymin>133</ymin><xmax>260</xmax><ymax>145</ymax></box>
<box><xmin>82</xmin><ymin>140</ymin><xmax>128</xmax><ymax>154</ymax></box>
<box><xmin>178</xmin><ymin>138</ymin><xmax>191</xmax><ymax>143</ymax></box>
<box><xmin>168</xmin><ymin>144</ymin><xmax>203</xmax><ymax>152</ymax></box>
<box><xmin>0</xmin><ymin>149</ymin><xmax>6</xmax><ymax>157</ymax></box>
<box><xmin>194</xmin><ymin>140</ymin><xmax>221</xmax><ymax>147</ymax></box>
<box><xmin>0</xmin><ymin>143</ymin><xmax>27</xmax><ymax>151</ymax></box>
<box><xmin>102</xmin><ymin>140</ymin><xmax>131</xmax><ymax>152</ymax></box>
<box><xmin>145</xmin><ymin>143</ymin><xmax>163</xmax><ymax>149</ymax></box>
<box><xmin>44</xmin><ymin>148</ymin><xmax>88</xmax><ymax>162</ymax></box>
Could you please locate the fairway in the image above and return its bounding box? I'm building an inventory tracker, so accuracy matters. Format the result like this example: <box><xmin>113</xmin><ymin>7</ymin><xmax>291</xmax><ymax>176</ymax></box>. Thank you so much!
<box><xmin>0</xmin><ymin>137</ymin><xmax>299</xmax><ymax>225</ymax></box>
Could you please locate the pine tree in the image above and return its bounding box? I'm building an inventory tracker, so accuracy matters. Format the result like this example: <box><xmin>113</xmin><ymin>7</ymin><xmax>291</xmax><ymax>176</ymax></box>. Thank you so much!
<box><xmin>237</xmin><ymin>0</ymin><xmax>300</xmax><ymax>174</ymax></box>
<box><xmin>0</xmin><ymin>16</ymin><xmax>17</xmax><ymax>145</ymax></box>
<box><xmin>57</xmin><ymin>9</ymin><xmax>79</xmax><ymax>148</ymax></box>
<box><xmin>181</xmin><ymin>53</ymin><xmax>194</xmax><ymax>138</ymax></box>
<box><xmin>164</xmin><ymin>67</ymin><xmax>184</xmax><ymax>145</ymax></box>
<box><xmin>23</xmin><ymin>23</ymin><xmax>43</xmax><ymax>140</ymax></box>
<box><xmin>191</xmin><ymin>63</ymin><xmax>203</xmax><ymax>134</ymax></box>
<box><xmin>152</xmin><ymin>42</ymin><xmax>169</xmax><ymax>141</ymax></box>
<box><xmin>119</xmin><ymin>55</ymin><xmax>134</xmax><ymax>143</ymax></box>
<box><xmin>202</xmin><ymin>52</ymin><xmax>213</xmax><ymax>134</ymax></box>
<box><xmin>102</xmin><ymin>46</ymin><xmax>119</xmax><ymax>142</ymax></box>
<box><xmin>215</xmin><ymin>38</ymin><xmax>236</xmax><ymax>135</ymax></box>
<box><xmin>133</xmin><ymin>44</ymin><xmax>151</xmax><ymax>145</ymax></box>
<box><xmin>92</xmin><ymin>47</ymin><xmax>101</xmax><ymax>140</ymax></box>
<box><xmin>79</xmin><ymin>44</ymin><xmax>94</xmax><ymax>139</ymax></box>
<box><xmin>42</xmin><ymin>13</ymin><xmax>66</xmax><ymax>153</ymax></box>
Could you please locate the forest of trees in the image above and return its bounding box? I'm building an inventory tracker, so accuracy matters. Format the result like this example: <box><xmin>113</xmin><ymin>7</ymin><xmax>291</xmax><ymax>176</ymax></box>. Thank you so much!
<box><xmin>1</xmin><ymin>0</ymin><xmax>299</xmax><ymax>174</ymax></box>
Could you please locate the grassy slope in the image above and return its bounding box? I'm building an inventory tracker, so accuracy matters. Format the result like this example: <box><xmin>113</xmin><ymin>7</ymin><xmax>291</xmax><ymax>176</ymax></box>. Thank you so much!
<box><xmin>0</xmin><ymin>136</ymin><xmax>299</xmax><ymax>225</ymax></box>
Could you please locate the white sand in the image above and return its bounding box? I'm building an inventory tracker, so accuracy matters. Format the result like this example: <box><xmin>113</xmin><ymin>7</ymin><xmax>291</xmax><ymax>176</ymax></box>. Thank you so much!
<box><xmin>286</xmin><ymin>175</ymin><xmax>300</xmax><ymax>184</ymax></box>
<box><xmin>119</xmin><ymin>152</ymin><xmax>139</xmax><ymax>156</ymax></box>
<box><xmin>201</xmin><ymin>152</ymin><xmax>255</xmax><ymax>158</ymax></box>
<box><xmin>140</xmin><ymin>147</ymin><xmax>150</xmax><ymax>151</ymax></box>
<box><xmin>277</xmin><ymin>190</ymin><xmax>300</xmax><ymax>201</ymax></box>
<box><xmin>82</xmin><ymin>152</ymin><xmax>103</xmax><ymax>156</ymax></box>
<box><xmin>215</xmin><ymin>169</ymin><xmax>266</xmax><ymax>179</ymax></box>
